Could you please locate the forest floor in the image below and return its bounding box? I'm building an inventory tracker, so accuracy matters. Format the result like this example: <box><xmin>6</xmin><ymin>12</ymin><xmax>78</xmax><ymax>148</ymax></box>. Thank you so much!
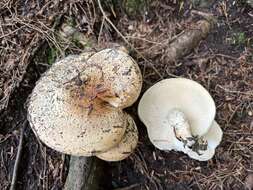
<box><xmin>0</xmin><ymin>0</ymin><xmax>252</xmax><ymax>190</ymax></box>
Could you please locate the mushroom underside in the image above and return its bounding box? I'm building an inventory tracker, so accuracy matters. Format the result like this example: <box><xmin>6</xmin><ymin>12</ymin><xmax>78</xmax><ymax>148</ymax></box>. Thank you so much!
<box><xmin>138</xmin><ymin>78</ymin><xmax>223</xmax><ymax>161</ymax></box>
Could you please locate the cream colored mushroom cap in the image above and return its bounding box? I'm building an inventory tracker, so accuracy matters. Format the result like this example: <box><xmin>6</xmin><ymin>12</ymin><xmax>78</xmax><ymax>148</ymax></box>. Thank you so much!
<box><xmin>138</xmin><ymin>78</ymin><xmax>216</xmax><ymax>150</ymax></box>
<box><xmin>96</xmin><ymin>114</ymin><xmax>138</xmax><ymax>161</ymax></box>
<box><xmin>86</xmin><ymin>49</ymin><xmax>142</xmax><ymax>109</ymax></box>
<box><xmin>28</xmin><ymin>53</ymin><xmax>128</xmax><ymax>156</ymax></box>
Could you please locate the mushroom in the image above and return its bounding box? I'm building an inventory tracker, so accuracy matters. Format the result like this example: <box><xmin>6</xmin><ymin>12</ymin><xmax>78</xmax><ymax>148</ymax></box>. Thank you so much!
<box><xmin>138</xmin><ymin>78</ymin><xmax>223</xmax><ymax>161</ymax></box>
<box><xmin>28</xmin><ymin>48</ymin><xmax>142</xmax><ymax>160</ymax></box>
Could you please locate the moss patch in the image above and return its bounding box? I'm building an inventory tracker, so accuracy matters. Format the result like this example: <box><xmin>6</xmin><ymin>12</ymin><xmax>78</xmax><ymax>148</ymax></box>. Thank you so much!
<box><xmin>123</xmin><ymin>0</ymin><xmax>146</xmax><ymax>17</ymax></box>
<box><xmin>47</xmin><ymin>46</ymin><xmax>58</xmax><ymax>65</ymax></box>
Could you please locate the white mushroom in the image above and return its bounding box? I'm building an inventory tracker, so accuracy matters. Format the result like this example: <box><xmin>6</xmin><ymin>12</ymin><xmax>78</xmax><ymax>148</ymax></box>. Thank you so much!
<box><xmin>138</xmin><ymin>78</ymin><xmax>223</xmax><ymax>161</ymax></box>
<box><xmin>28</xmin><ymin>48</ymin><xmax>142</xmax><ymax>158</ymax></box>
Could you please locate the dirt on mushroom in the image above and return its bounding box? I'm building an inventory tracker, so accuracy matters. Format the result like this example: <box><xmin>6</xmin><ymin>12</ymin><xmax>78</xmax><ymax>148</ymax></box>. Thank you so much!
<box><xmin>1</xmin><ymin>1</ymin><xmax>253</xmax><ymax>190</ymax></box>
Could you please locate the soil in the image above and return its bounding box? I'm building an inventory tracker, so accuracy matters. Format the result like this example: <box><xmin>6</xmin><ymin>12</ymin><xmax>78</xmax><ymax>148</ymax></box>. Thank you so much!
<box><xmin>0</xmin><ymin>1</ymin><xmax>252</xmax><ymax>190</ymax></box>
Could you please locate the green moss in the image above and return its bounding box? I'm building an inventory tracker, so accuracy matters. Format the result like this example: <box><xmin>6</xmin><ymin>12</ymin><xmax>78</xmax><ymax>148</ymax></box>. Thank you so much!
<box><xmin>236</xmin><ymin>32</ymin><xmax>246</xmax><ymax>45</ymax></box>
<box><xmin>47</xmin><ymin>46</ymin><xmax>58</xmax><ymax>65</ymax></box>
<box><xmin>72</xmin><ymin>32</ymin><xmax>94</xmax><ymax>49</ymax></box>
<box><xmin>226</xmin><ymin>32</ymin><xmax>247</xmax><ymax>46</ymax></box>
<box><xmin>66</xmin><ymin>16</ymin><xmax>76</xmax><ymax>27</ymax></box>
<box><xmin>233</xmin><ymin>32</ymin><xmax>246</xmax><ymax>45</ymax></box>
<box><xmin>124</xmin><ymin>0</ymin><xmax>146</xmax><ymax>16</ymax></box>
<box><xmin>83</xmin><ymin>39</ymin><xmax>93</xmax><ymax>48</ymax></box>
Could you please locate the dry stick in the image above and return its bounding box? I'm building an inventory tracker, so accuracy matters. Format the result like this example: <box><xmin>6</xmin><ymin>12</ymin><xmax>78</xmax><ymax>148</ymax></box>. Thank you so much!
<box><xmin>164</xmin><ymin>19</ymin><xmax>214</xmax><ymax>62</ymax></box>
<box><xmin>10</xmin><ymin>120</ymin><xmax>27</xmax><ymax>190</ymax></box>
<box><xmin>162</xmin><ymin>10</ymin><xmax>216</xmax><ymax>63</ymax></box>
<box><xmin>97</xmin><ymin>0</ymin><xmax>163</xmax><ymax>79</ymax></box>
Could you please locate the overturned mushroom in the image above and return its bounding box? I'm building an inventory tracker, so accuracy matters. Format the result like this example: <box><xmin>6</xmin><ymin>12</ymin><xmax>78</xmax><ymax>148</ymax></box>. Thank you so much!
<box><xmin>138</xmin><ymin>78</ymin><xmax>223</xmax><ymax>161</ymax></box>
<box><xmin>28</xmin><ymin>48</ymin><xmax>142</xmax><ymax>160</ymax></box>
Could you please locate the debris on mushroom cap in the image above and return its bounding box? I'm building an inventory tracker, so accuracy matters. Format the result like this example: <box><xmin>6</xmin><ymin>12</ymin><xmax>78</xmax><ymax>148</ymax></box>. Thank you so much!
<box><xmin>138</xmin><ymin>78</ymin><xmax>223</xmax><ymax>161</ymax></box>
<box><xmin>28</xmin><ymin>48</ymin><xmax>142</xmax><ymax>157</ymax></box>
<box><xmin>169</xmin><ymin>111</ymin><xmax>222</xmax><ymax>161</ymax></box>
<box><xmin>183</xmin><ymin>121</ymin><xmax>223</xmax><ymax>161</ymax></box>
<box><xmin>96</xmin><ymin>114</ymin><xmax>138</xmax><ymax>161</ymax></box>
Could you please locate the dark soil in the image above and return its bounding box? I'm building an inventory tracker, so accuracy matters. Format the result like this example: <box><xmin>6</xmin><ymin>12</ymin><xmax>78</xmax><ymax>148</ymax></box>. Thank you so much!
<box><xmin>0</xmin><ymin>0</ymin><xmax>253</xmax><ymax>190</ymax></box>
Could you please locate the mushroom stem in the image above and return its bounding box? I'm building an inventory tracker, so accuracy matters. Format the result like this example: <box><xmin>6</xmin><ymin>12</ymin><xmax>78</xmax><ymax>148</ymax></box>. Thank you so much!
<box><xmin>167</xmin><ymin>109</ymin><xmax>194</xmax><ymax>147</ymax></box>
<box><xmin>64</xmin><ymin>156</ymin><xmax>105</xmax><ymax>190</ymax></box>
<box><xmin>167</xmin><ymin>108</ymin><xmax>208</xmax><ymax>153</ymax></box>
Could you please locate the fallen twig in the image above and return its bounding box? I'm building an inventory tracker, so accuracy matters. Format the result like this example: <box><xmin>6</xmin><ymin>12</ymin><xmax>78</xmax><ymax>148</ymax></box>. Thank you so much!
<box><xmin>10</xmin><ymin>120</ymin><xmax>27</xmax><ymax>190</ymax></box>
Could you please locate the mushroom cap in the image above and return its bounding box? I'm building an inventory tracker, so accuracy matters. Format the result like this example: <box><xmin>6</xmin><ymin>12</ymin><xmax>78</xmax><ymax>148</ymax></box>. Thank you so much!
<box><xmin>28</xmin><ymin>48</ymin><xmax>142</xmax><ymax>156</ymax></box>
<box><xmin>184</xmin><ymin>121</ymin><xmax>223</xmax><ymax>161</ymax></box>
<box><xmin>86</xmin><ymin>49</ymin><xmax>142</xmax><ymax>108</ymax></box>
<box><xmin>96</xmin><ymin>114</ymin><xmax>138</xmax><ymax>161</ymax></box>
<box><xmin>138</xmin><ymin>78</ymin><xmax>216</xmax><ymax>151</ymax></box>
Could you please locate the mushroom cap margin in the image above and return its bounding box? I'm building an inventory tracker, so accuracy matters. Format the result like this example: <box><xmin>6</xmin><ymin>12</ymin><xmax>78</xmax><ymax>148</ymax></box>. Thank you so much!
<box><xmin>96</xmin><ymin>114</ymin><xmax>138</xmax><ymax>161</ymax></box>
